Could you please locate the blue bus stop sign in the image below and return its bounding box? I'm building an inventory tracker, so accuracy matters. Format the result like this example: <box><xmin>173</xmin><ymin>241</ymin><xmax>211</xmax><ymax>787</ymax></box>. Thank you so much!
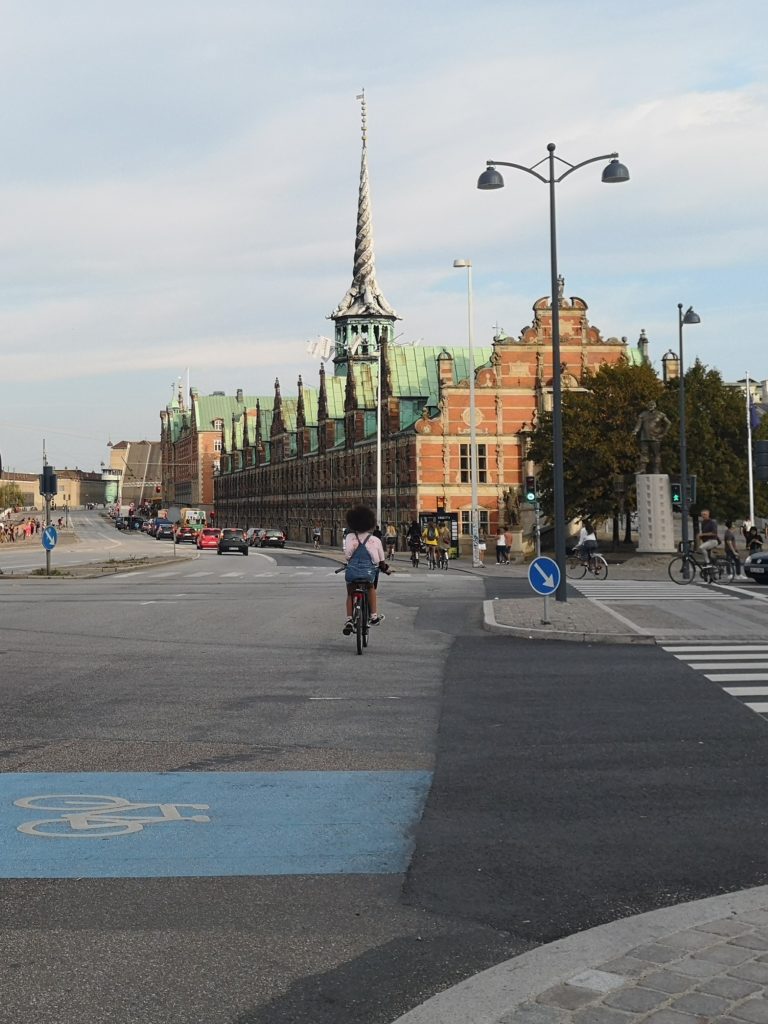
<box><xmin>42</xmin><ymin>526</ymin><xmax>58</xmax><ymax>551</ymax></box>
<box><xmin>528</xmin><ymin>556</ymin><xmax>560</xmax><ymax>595</ymax></box>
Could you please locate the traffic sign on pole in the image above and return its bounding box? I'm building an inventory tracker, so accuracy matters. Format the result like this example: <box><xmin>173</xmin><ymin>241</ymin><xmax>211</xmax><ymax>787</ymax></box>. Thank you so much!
<box><xmin>527</xmin><ymin>555</ymin><xmax>560</xmax><ymax>595</ymax></box>
<box><xmin>42</xmin><ymin>526</ymin><xmax>58</xmax><ymax>551</ymax></box>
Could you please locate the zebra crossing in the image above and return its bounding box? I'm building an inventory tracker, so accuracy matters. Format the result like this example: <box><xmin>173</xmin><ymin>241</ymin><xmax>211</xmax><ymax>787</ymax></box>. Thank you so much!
<box><xmin>570</xmin><ymin>579</ymin><xmax>737</xmax><ymax>601</ymax></box>
<box><xmin>662</xmin><ymin>644</ymin><xmax>768</xmax><ymax>718</ymax></box>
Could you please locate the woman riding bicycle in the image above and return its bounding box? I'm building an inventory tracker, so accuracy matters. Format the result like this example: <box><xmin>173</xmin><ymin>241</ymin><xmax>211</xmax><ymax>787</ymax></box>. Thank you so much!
<box><xmin>342</xmin><ymin>505</ymin><xmax>391</xmax><ymax>634</ymax></box>
<box><xmin>577</xmin><ymin>519</ymin><xmax>599</xmax><ymax>570</ymax></box>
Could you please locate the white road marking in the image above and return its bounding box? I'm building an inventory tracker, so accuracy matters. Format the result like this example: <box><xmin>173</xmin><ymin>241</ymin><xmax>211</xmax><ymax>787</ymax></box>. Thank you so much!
<box><xmin>705</xmin><ymin>673</ymin><xmax>768</xmax><ymax>683</ymax></box>
<box><xmin>184</xmin><ymin>571</ymin><xmax>214</xmax><ymax>578</ymax></box>
<box><xmin>746</xmin><ymin>703</ymin><xmax>768</xmax><ymax>713</ymax></box>
<box><xmin>690</xmin><ymin>662</ymin><xmax>768</xmax><ymax>671</ymax></box>
<box><xmin>221</xmin><ymin>572</ymin><xmax>244</xmax><ymax>578</ymax></box>
<box><xmin>664</xmin><ymin>645</ymin><xmax>768</xmax><ymax>653</ymax></box>
<box><xmin>725</xmin><ymin>687</ymin><xmax>768</xmax><ymax>696</ymax></box>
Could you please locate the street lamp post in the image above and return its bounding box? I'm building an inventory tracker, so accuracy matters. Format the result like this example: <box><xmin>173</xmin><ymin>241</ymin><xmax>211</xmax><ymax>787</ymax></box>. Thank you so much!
<box><xmin>477</xmin><ymin>144</ymin><xmax>629</xmax><ymax>601</ymax></box>
<box><xmin>677</xmin><ymin>303</ymin><xmax>701</xmax><ymax>568</ymax></box>
<box><xmin>453</xmin><ymin>259</ymin><xmax>481</xmax><ymax>567</ymax></box>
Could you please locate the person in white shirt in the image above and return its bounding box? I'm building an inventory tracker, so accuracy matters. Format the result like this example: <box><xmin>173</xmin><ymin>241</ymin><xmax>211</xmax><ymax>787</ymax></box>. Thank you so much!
<box><xmin>578</xmin><ymin>519</ymin><xmax>598</xmax><ymax>562</ymax></box>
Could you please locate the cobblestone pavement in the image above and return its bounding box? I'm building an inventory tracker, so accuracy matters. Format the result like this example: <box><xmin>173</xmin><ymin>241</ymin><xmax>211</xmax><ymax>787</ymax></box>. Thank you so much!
<box><xmin>391</xmin><ymin>889</ymin><xmax>768</xmax><ymax>1024</ymax></box>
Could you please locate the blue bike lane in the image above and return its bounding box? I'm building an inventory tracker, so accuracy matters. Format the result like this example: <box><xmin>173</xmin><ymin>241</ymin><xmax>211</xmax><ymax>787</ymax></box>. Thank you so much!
<box><xmin>0</xmin><ymin>771</ymin><xmax>431</xmax><ymax>878</ymax></box>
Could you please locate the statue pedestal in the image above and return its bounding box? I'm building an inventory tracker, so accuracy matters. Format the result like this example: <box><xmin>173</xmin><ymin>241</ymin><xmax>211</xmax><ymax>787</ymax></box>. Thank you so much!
<box><xmin>635</xmin><ymin>474</ymin><xmax>676</xmax><ymax>553</ymax></box>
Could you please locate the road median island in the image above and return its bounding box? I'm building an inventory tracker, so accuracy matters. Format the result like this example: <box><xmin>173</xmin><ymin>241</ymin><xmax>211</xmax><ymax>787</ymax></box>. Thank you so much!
<box><xmin>483</xmin><ymin>597</ymin><xmax>656</xmax><ymax>644</ymax></box>
<box><xmin>0</xmin><ymin>554</ymin><xmax>195</xmax><ymax>579</ymax></box>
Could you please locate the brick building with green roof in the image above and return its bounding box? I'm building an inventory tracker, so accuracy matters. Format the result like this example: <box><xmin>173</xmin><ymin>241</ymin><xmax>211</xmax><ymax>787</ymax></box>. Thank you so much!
<box><xmin>209</xmin><ymin>98</ymin><xmax>644</xmax><ymax>546</ymax></box>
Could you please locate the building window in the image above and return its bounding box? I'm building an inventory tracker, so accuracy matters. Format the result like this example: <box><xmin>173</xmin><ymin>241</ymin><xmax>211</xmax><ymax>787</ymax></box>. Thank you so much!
<box><xmin>461</xmin><ymin>510</ymin><xmax>489</xmax><ymax>536</ymax></box>
<box><xmin>213</xmin><ymin>438</ymin><xmax>222</xmax><ymax>452</ymax></box>
<box><xmin>213</xmin><ymin>419</ymin><xmax>224</xmax><ymax>430</ymax></box>
<box><xmin>460</xmin><ymin>443</ymin><xmax>487</xmax><ymax>483</ymax></box>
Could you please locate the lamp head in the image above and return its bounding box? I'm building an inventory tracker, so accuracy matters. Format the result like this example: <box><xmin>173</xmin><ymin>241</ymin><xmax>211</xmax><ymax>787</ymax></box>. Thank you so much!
<box><xmin>477</xmin><ymin>165</ymin><xmax>505</xmax><ymax>190</ymax></box>
<box><xmin>453</xmin><ymin>259</ymin><xmax>471</xmax><ymax>269</ymax></box>
<box><xmin>601</xmin><ymin>158</ymin><xmax>630</xmax><ymax>184</ymax></box>
<box><xmin>682</xmin><ymin>307</ymin><xmax>701</xmax><ymax>325</ymax></box>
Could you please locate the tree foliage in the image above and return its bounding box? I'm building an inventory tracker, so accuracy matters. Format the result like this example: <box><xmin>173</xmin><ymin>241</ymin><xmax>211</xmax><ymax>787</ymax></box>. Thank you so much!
<box><xmin>527</xmin><ymin>360</ymin><xmax>663</xmax><ymax>523</ymax></box>
<box><xmin>527</xmin><ymin>358</ymin><xmax>756</xmax><ymax>527</ymax></box>
<box><xmin>0</xmin><ymin>482</ymin><xmax>24</xmax><ymax>508</ymax></box>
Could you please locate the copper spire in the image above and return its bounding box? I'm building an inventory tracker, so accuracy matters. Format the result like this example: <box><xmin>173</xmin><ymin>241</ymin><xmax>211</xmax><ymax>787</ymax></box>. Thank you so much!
<box><xmin>331</xmin><ymin>90</ymin><xmax>399</xmax><ymax>321</ymax></box>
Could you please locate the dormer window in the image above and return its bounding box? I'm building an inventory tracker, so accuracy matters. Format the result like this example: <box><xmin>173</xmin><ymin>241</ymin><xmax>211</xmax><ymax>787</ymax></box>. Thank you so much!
<box><xmin>213</xmin><ymin>419</ymin><xmax>224</xmax><ymax>430</ymax></box>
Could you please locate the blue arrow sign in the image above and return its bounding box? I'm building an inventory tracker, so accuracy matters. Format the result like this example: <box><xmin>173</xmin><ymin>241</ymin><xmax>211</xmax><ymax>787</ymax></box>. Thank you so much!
<box><xmin>528</xmin><ymin>555</ymin><xmax>561</xmax><ymax>595</ymax></box>
<box><xmin>42</xmin><ymin>526</ymin><xmax>58</xmax><ymax>551</ymax></box>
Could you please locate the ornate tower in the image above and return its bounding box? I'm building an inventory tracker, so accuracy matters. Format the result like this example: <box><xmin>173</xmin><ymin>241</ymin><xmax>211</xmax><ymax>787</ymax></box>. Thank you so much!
<box><xmin>329</xmin><ymin>90</ymin><xmax>400</xmax><ymax>375</ymax></box>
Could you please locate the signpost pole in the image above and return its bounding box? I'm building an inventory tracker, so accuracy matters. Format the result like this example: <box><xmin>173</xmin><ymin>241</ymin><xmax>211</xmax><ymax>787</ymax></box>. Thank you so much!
<box><xmin>45</xmin><ymin>495</ymin><xmax>51</xmax><ymax>577</ymax></box>
<box><xmin>534</xmin><ymin>500</ymin><xmax>550</xmax><ymax>624</ymax></box>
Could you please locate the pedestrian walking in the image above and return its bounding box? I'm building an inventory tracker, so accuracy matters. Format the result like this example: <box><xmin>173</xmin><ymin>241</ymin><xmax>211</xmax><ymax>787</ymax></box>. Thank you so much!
<box><xmin>723</xmin><ymin>520</ymin><xmax>745</xmax><ymax>579</ymax></box>
<box><xmin>495</xmin><ymin>529</ymin><xmax>507</xmax><ymax>564</ymax></box>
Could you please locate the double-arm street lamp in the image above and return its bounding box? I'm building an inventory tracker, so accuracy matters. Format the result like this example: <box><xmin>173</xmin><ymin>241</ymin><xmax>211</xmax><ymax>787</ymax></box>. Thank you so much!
<box><xmin>677</xmin><ymin>303</ymin><xmax>701</xmax><ymax>566</ymax></box>
<box><xmin>477</xmin><ymin>143</ymin><xmax>629</xmax><ymax>601</ymax></box>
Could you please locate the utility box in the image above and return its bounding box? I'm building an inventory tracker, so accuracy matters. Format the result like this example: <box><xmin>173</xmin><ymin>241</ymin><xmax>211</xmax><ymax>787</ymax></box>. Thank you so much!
<box><xmin>635</xmin><ymin>473</ymin><xmax>676</xmax><ymax>553</ymax></box>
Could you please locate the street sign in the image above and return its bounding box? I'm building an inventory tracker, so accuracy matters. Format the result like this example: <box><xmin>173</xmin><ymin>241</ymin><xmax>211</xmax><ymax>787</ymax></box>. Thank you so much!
<box><xmin>42</xmin><ymin>526</ymin><xmax>58</xmax><ymax>551</ymax></box>
<box><xmin>528</xmin><ymin>555</ymin><xmax>560</xmax><ymax>595</ymax></box>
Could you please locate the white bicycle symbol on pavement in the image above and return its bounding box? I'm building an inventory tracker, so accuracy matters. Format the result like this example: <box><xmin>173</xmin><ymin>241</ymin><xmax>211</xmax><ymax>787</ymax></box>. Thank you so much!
<box><xmin>14</xmin><ymin>794</ymin><xmax>211</xmax><ymax>839</ymax></box>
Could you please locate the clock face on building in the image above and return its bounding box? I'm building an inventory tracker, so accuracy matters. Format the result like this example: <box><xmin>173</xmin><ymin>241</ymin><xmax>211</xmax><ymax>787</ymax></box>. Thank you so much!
<box><xmin>461</xmin><ymin>407</ymin><xmax>484</xmax><ymax>426</ymax></box>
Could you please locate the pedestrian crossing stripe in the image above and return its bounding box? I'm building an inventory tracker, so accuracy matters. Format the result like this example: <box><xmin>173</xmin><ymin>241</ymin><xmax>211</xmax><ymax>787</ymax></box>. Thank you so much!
<box><xmin>662</xmin><ymin>645</ymin><xmax>768</xmax><ymax>722</ymax></box>
<box><xmin>571</xmin><ymin>581</ymin><xmax>736</xmax><ymax>601</ymax></box>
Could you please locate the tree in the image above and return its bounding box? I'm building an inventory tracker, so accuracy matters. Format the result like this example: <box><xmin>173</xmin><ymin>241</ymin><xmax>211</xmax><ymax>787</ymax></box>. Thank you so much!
<box><xmin>528</xmin><ymin>356</ymin><xmax>756</xmax><ymax>538</ymax></box>
<box><xmin>657</xmin><ymin>361</ymin><xmax>751</xmax><ymax>522</ymax></box>
<box><xmin>0</xmin><ymin>482</ymin><xmax>24</xmax><ymax>508</ymax></box>
<box><xmin>527</xmin><ymin>360</ymin><xmax>663</xmax><ymax>534</ymax></box>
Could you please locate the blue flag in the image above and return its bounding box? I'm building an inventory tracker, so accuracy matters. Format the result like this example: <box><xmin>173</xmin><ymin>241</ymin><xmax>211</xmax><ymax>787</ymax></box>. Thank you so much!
<box><xmin>750</xmin><ymin>399</ymin><xmax>764</xmax><ymax>432</ymax></box>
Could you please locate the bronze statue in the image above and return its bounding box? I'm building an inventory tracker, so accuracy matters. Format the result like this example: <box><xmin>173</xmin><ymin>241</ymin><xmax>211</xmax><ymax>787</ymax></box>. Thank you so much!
<box><xmin>632</xmin><ymin>400</ymin><xmax>671</xmax><ymax>474</ymax></box>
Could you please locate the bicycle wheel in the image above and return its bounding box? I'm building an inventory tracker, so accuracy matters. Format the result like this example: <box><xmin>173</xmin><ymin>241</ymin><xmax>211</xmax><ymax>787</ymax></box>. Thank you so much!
<box><xmin>355</xmin><ymin>594</ymin><xmax>364</xmax><ymax>655</ymax></box>
<box><xmin>668</xmin><ymin>555</ymin><xmax>696</xmax><ymax>585</ymax></box>
<box><xmin>591</xmin><ymin>555</ymin><xmax>608</xmax><ymax>580</ymax></box>
<box><xmin>565</xmin><ymin>555</ymin><xmax>587</xmax><ymax>580</ymax></box>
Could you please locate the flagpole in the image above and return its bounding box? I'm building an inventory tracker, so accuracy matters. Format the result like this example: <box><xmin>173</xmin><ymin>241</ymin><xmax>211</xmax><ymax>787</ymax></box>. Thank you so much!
<box><xmin>747</xmin><ymin>372</ymin><xmax>756</xmax><ymax>523</ymax></box>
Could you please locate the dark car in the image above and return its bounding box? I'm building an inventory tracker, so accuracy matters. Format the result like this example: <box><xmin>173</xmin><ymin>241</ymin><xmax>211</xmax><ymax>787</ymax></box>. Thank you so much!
<box><xmin>218</xmin><ymin>528</ymin><xmax>248</xmax><ymax>556</ymax></box>
<box><xmin>744</xmin><ymin>550</ymin><xmax>768</xmax><ymax>585</ymax></box>
<box><xmin>155</xmin><ymin>521</ymin><xmax>175</xmax><ymax>540</ymax></box>
<box><xmin>175</xmin><ymin>525</ymin><xmax>196</xmax><ymax>544</ymax></box>
<box><xmin>260</xmin><ymin>528</ymin><xmax>285</xmax><ymax>548</ymax></box>
<box><xmin>115</xmin><ymin>516</ymin><xmax>127</xmax><ymax>530</ymax></box>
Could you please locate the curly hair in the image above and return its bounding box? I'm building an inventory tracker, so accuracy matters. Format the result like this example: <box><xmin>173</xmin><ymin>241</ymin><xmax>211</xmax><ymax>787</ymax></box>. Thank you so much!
<box><xmin>346</xmin><ymin>505</ymin><xmax>376</xmax><ymax>532</ymax></box>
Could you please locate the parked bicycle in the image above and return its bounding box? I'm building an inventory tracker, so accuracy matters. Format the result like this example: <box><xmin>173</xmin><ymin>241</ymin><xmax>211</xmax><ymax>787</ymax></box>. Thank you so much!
<box><xmin>668</xmin><ymin>545</ymin><xmax>734</xmax><ymax>585</ymax></box>
<box><xmin>335</xmin><ymin>566</ymin><xmax>370</xmax><ymax>654</ymax></box>
<box><xmin>565</xmin><ymin>546</ymin><xmax>608</xmax><ymax>580</ymax></box>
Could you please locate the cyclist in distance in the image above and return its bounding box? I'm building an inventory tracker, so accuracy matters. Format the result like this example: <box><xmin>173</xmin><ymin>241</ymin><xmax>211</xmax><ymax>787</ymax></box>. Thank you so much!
<box><xmin>697</xmin><ymin>509</ymin><xmax>719</xmax><ymax>565</ymax></box>
<box><xmin>406</xmin><ymin>519</ymin><xmax>422</xmax><ymax>567</ymax></box>
<box><xmin>577</xmin><ymin>518</ymin><xmax>599</xmax><ymax>569</ymax></box>
<box><xmin>342</xmin><ymin>505</ymin><xmax>392</xmax><ymax>634</ymax></box>
<box><xmin>424</xmin><ymin>518</ymin><xmax>440</xmax><ymax>569</ymax></box>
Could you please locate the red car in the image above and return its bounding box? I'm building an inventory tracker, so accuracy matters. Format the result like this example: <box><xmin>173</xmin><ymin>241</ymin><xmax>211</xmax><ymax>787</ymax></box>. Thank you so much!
<box><xmin>196</xmin><ymin>527</ymin><xmax>221</xmax><ymax>550</ymax></box>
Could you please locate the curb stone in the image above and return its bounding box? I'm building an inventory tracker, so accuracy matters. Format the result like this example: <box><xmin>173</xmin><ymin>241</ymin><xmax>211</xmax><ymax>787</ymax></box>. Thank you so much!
<box><xmin>389</xmin><ymin>886</ymin><xmax>768</xmax><ymax>1024</ymax></box>
<box><xmin>482</xmin><ymin>600</ymin><xmax>657</xmax><ymax>645</ymax></box>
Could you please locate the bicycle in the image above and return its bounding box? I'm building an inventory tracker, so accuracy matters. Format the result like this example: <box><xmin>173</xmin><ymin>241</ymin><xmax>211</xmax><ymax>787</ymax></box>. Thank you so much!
<box><xmin>426</xmin><ymin>545</ymin><xmax>438</xmax><ymax>570</ymax></box>
<box><xmin>437</xmin><ymin>547</ymin><xmax>449</xmax><ymax>570</ymax></box>
<box><xmin>335</xmin><ymin>567</ymin><xmax>370</xmax><ymax>654</ymax></box>
<box><xmin>409</xmin><ymin>544</ymin><xmax>420</xmax><ymax>568</ymax></box>
<box><xmin>565</xmin><ymin>546</ymin><xmax>608</xmax><ymax>580</ymax></box>
<box><xmin>668</xmin><ymin>545</ymin><xmax>735</xmax><ymax>585</ymax></box>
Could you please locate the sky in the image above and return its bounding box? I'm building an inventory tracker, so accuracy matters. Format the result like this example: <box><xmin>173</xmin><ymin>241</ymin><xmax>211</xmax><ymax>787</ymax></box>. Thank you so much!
<box><xmin>0</xmin><ymin>0</ymin><xmax>766</xmax><ymax>473</ymax></box>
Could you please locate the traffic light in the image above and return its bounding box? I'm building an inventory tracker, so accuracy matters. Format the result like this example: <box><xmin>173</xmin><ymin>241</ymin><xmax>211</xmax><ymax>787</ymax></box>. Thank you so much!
<box><xmin>524</xmin><ymin>475</ymin><xmax>537</xmax><ymax>503</ymax></box>
<box><xmin>669</xmin><ymin>478</ymin><xmax>681</xmax><ymax>506</ymax></box>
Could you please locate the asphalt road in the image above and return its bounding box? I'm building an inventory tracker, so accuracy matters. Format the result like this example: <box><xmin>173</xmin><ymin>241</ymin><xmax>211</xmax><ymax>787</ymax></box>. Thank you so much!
<box><xmin>1</xmin><ymin>512</ymin><xmax>767</xmax><ymax>1023</ymax></box>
